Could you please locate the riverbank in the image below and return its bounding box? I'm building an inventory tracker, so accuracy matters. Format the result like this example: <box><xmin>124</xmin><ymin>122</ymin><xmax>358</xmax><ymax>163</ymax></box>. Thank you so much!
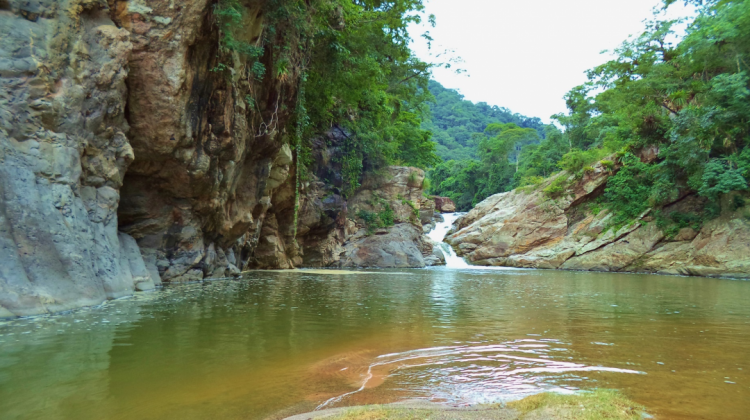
<box><xmin>284</xmin><ymin>390</ymin><xmax>648</xmax><ymax>420</ymax></box>
<box><xmin>446</xmin><ymin>159</ymin><xmax>750</xmax><ymax>279</ymax></box>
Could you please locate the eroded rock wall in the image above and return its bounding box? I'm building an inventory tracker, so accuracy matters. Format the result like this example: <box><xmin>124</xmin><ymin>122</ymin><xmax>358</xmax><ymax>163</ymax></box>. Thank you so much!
<box><xmin>0</xmin><ymin>0</ymin><xmax>152</xmax><ymax>316</ymax></box>
<box><xmin>256</xmin><ymin>127</ymin><xmax>440</xmax><ymax>268</ymax></box>
<box><xmin>0</xmin><ymin>0</ymin><xmax>303</xmax><ymax>317</ymax></box>
<box><xmin>0</xmin><ymin>1</ymin><xmax>440</xmax><ymax>318</ymax></box>
<box><xmin>113</xmin><ymin>0</ymin><xmax>302</xmax><ymax>282</ymax></box>
<box><xmin>254</xmin><ymin>129</ymin><xmax>442</xmax><ymax>269</ymax></box>
<box><xmin>446</xmin><ymin>160</ymin><xmax>750</xmax><ymax>279</ymax></box>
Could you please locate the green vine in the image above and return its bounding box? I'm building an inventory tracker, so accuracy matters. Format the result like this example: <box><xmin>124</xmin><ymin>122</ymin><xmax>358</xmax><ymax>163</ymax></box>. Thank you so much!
<box><xmin>213</xmin><ymin>0</ymin><xmax>266</xmax><ymax>79</ymax></box>
<box><xmin>292</xmin><ymin>76</ymin><xmax>309</xmax><ymax>242</ymax></box>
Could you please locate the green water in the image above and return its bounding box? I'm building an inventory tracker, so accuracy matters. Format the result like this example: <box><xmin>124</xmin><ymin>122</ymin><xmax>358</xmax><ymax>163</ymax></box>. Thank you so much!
<box><xmin>1</xmin><ymin>268</ymin><xmax>749</xmax><ymax>419</ymax></box>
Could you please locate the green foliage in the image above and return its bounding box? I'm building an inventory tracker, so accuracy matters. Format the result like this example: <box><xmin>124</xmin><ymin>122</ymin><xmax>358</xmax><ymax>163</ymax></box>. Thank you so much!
<box><xmin>543</xmin><ymin>176</ymin><xmax>569</xmax><ymax>199</ymax></box>
<box><xmin>603</xmin><ymin>155</ymin><xmax>656</xmax><ymax>228</ymax></box>
<box><xmin>422</xmin><ymin>177</ymin><xmax>431</xmax><ymax>192</ymax></box>
<box><xmin>656</xmin><ymin>211</ymin><xmax>704</xmax><ymax>239</ymax></box>
<box><xmin>590</xmin><ymin>201</ymin><xmax>603</xmax><ymax>216</ymax></box>
<box><xmin>216</xmin><ymin>0</ymin><xmax>444</xmax><ymax>202</ymax></box>
<box><xmin>401</xmin><ymin>198</ymin><xmax>420</xmax><ymax>223</ymax></box>
<box><xmin>514</xmin><ymin>126</ymin><xmax>569</xmax><ymax>182</ymax></box>
<box><xmin>357</xmin><ymin>201</ymin><xmax>395</xmax><ymax>235</ymax></box>
<box><xmin>427</xmin><ymin>123</ymin><xmax>545</xmax><ymax>210</ymax></box>
<box><xmin>408</xmin><ymin>171</ymin><xmax>420</xmax><ymax>185</ymax></box>
<box><xmin>559</xmin><ymin>148</ymin><xmax>610</xmax><ymax>174</ymax></box>
<box><xmin>214</xmin><ymin>0</ymin><xmax>265</xmax><ymax>78</ymax></box>
<box><xmin>424</xmin><ymin>81</ymin><xmax>547</xmax><ymax>161</ymax></box>
<box><xmin>546</xmin><ymin>0</ymin><xmax>750</xmax><ymax>225</ymax></box>
<box><xmin>698</xmin><ymin>159</ymin><xmax>748</xmax><ymax>200</ymax></box>
<box><xmin>302</xmin><ymin>0</ymin><xmax>442</xmax><ymax>190</ymax></box>
<box><xmin>733</xmin><ymin>194</ymin><xmax>747</xmax><ymax>211</ymax></box>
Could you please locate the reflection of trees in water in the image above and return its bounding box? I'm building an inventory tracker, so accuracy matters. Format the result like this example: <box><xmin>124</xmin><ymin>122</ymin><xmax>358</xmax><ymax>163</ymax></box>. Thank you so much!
<box><xmin>0</xmin><ymin>299</ymin><xmax>146</xmax><ymax>420</ymax></box>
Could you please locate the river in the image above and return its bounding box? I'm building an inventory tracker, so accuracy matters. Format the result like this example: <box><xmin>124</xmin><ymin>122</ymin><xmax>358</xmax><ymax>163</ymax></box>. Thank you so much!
<box><xmin>0</xmin><ymin>215</ymin><xmax>748</xmax><ymax>419</ymax></box>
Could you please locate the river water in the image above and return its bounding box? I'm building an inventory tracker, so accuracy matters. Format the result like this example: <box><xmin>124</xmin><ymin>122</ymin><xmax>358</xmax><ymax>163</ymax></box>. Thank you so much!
<box><xmin>1</xmin><ymin>216</ymin><xmax>749</xmax><ymax>420</ymax></box>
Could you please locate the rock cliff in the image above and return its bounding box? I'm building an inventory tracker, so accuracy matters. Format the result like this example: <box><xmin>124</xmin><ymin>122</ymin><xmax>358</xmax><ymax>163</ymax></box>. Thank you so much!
<box><xmin>0</xmin><ymin>1</ymin><xmax>441</xmax><ymax>318</ymax></box>
<box><xmin>446</xmin><ymin>159</ymin><xmax>750</xmax><ymax>279</ymax></box>
<box><xmin>256</xmin><ymin>129</ymin><xmax>443</xmax><ymax>269</ymax></box>
<box><xmin>1</xmin><ymin>0</ymin><xmax>148</xmax><ymax>316</ymax></box>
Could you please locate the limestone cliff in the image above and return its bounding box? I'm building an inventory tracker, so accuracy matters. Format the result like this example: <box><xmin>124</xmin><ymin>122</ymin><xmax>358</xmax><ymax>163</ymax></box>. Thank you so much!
<box><xmin>447</xmin><ymin>159</ymin><xmax>750</xmax><ymax>279</ymax></box>
<box><xmin>1</xmin><ymin>0</ymin><xmax>148</xmax><ymax>316</ymax></box>
<box><xmin>0</xmin><ymin>1</ymin><xmax>440</xmax><ymax>318</ymax></box>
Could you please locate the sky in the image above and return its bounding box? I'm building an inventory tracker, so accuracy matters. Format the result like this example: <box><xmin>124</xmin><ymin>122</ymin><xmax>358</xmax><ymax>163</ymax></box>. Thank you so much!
<box><xmin>409</xmin><ymin>0</ymin><xmax>694</xmax><ymax>123</ymax></box>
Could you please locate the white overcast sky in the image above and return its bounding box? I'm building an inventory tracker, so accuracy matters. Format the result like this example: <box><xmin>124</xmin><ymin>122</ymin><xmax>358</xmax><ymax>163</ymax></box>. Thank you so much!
<box><xmin>409</xmin><ymin>0</ymin><xmax>694</xmax><ymax>123</ymax></box>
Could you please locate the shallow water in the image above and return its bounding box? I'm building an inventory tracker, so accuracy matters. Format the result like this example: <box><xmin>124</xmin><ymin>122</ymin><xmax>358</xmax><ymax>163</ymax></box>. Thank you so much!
<box><xmin>1</xmin><ymin>269</ymin><xmax>749</xmax><ymax>420</ymax></box>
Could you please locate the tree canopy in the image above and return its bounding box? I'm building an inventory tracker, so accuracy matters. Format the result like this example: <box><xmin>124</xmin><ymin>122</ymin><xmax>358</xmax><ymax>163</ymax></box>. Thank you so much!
<box><xmin>551</xmin><ymin>0</ymin><xmax>750</xmax><ymax>224</ymax></box>
<box><xmin>216</xmin><ymin>0</ymin><xmax>443</xmax><ymax>198</ymax></box>
<box><xmin>423</xmin><ymin>80</ymin><xmax>547</xmax><ymax>161</ymax></box>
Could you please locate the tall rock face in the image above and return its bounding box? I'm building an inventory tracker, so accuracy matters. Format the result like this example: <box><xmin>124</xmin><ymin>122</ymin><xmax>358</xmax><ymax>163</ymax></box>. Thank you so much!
<box><xmin>112</xmin><ymin>0</ymin><xmax>300</xmax><ymax>283</ymax></box>
<box><xmin>0</xmin><ymin>0</ymin><xmax>151</xmax><ymax>316</ymax></box>
<box><xmin>0</xmin><ymin>0</ymin><xmax>301</xmax><ymax>317</ymax></box>
<box><xmin>0</xmin><ymin>1</ymin><xmax>439</xmax><ymax>318</ymax></box>
<box><xmin>446</xmin><ymin>160</ymin><xmax>750</xmax><ymax>279</ymax></box>
<box><xmin>254</xmin><ymin>128</ymin><xmax>442</xmax><ymax>269</ymax></box>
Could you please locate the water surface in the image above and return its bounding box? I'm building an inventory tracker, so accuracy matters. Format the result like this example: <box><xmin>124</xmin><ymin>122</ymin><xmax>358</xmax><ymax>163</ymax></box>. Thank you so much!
<box><xmin>1</xmin><ymin>268</ymin><xmax>749</xmax><ymax>419</ymax></box>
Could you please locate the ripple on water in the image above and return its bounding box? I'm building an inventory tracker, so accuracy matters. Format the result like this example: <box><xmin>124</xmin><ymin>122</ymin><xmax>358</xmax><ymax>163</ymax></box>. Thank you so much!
<box><xmin>316</xmin><ymin>339</ymin><xmax>644</xmax><ymax>409</ymax></box>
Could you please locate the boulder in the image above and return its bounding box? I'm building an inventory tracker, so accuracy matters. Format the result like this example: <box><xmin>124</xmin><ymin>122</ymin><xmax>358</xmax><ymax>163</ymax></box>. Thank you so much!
<box><xmin>433</xmin><ymin>197</ymin><xmax>456</xmax><ymax>213</ymax></box>
<box><xmin>338</xmin><ymin>224</ymin><xmax>427</xmax><ymax>268</ymax></box>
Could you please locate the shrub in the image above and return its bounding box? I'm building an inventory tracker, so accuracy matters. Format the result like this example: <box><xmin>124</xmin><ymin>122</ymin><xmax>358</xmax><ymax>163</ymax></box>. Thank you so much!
<box><xmin>602</xmin><ymin>154</ymin><xmax>655</xmax><ymax>229</ymax></box>
<box><xmin>422</xmin><ymin>177</ymin><xmax>431</xmax><ymax>192</ymax></box>
<box><xmin>356</xmin><ymin>203</ymin><xmax>395</xmax><ymax>235</ymax></box>
<box><xmin>543</xmin><ymin>176</ymin><xmax>569</xmax><ymax>198</ymax></box>
<box><xmin>698</xmin><ymin>159</ymin><xmax>748</xmax><ymax>200</ymax></box>
<box><xmin>407</xmin><ymin>171</ymin><xmax>421</xmax><ymax>186</ymax></box>
<box><xmin>656</xmin><ymin>210</ymin><xmax>704</xmax><ymax>239</ymax></box>
<box><xmin>590</xmin><ymin>202</ymin><xmax>602</xmax><ymax>216</ymax></box>
<box><xmin>520</xmin><ymin>176</ymin><xmax>545</xmax><ymax>187</ymax></box>
<box><xmin>600</xmin><ymin>160</ymin><xmax>615</xmax><ymax>171</ymax></box>
<box><xmin>559</xmin><ymin>148</ymin><xmax>609</xmax><ymax>174</ymax></box>
<box><xmin>732</xmin><ymin>195</ymin><xmax>746</xmax><ymax>211</ymax></box>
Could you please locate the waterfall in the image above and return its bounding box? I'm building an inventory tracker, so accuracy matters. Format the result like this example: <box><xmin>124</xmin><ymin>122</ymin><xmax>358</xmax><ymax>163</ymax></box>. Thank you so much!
<box><xmin>428</xmin><ymin>213</ymin><xmax>471</xmax><ymax>269</ymax></box>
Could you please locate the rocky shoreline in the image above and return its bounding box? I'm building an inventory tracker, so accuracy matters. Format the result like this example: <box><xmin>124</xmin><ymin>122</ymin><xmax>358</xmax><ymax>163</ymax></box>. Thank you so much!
<box><xmin>446</xmin><ymin>159</ymin><xmax>750</xmax><ymax>279</ymax></box>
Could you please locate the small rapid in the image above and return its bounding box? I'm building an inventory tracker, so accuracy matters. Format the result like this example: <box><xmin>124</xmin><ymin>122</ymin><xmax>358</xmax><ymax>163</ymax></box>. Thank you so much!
<box><xmin>427</xmin><ymin>213</ymin><xmax>471</xmax><ymax>269</ymax></box>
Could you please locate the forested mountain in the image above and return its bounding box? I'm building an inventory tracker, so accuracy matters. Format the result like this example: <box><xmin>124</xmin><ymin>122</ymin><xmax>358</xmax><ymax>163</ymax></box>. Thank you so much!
<box><xmin>424</xmin><ymin>80</ymin><xmax>547</xmax><ymax>161</ymax></box>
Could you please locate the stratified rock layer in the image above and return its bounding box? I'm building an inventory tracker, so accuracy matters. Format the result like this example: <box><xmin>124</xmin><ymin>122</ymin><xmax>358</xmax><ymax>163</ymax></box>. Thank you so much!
<box><xmin>447</xmin><ymin>161</ymin><xmax>750</xmax><ymax>279</ymax></box>
<box><xmin>0</xmin><ymin>0</ymin><xmax>155</xmax><ymax>316</ymax></box>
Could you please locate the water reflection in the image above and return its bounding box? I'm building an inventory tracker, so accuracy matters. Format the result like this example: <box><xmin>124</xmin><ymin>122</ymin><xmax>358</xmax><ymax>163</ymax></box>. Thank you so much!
<box><xmin>0</xmin><ymin>269</ymin><xmax>748</xmax><ymax>420</ymax></box>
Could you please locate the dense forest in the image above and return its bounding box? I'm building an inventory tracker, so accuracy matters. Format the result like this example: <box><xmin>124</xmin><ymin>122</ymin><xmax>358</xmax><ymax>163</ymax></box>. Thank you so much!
<box><xmin>423</xmin><ymin>80</ymin><xmax>547</xmax><ymax>161</ymax></box>
<box><xmin>216</xmin><ymin>0</ymin><xmax>443</xmax><ymax>198</ymax></box>
<box><xmin>422</xmin><ymin>81</ymin><xmax>557</xmax><ymax>210</ymax></box>
<box><xmin>429</xmin><ymin>0</ymin><xmax>750</xmax><ymax>217</ymax></box>
<box><xmin>424</xmin><ymin>80</ymin><xmax>564</xmax><ymax>210</ymax></box>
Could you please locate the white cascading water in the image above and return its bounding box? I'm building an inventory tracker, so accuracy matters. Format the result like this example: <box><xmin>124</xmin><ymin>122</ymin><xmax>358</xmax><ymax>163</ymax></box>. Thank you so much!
<box><xmin>428</xmin><ymin>213</ymin><xmax>471</xmax><ymax>268</ymax></box>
